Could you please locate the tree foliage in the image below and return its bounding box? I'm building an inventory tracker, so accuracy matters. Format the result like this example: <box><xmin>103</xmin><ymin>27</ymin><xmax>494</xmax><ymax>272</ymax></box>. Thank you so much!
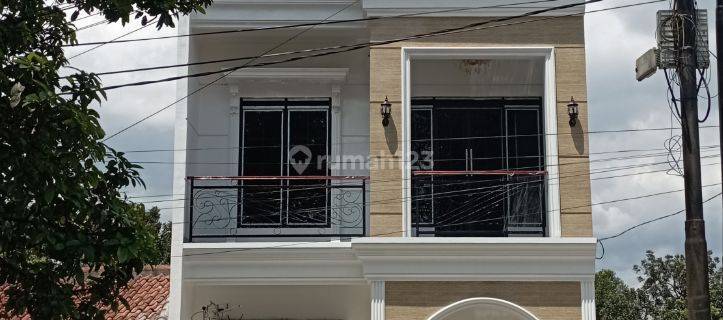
<box><xmin>595</xmin><ymin>269</ymin><xmax>641</xmax><ymax>319</ymax></box>
<box><xmin>0</xmin><ymin>0</ymin><xmax>210</xmax><ymax>318</ymax></box>
<box><xmin>596</xmin><ymin>250</ymin><xmax>723</xmax><ymax>320</ymax></box>
<box><xmin>145</xmin><ymin>206</ymin><xmax>171</xmax><ymax>265</ymax></box>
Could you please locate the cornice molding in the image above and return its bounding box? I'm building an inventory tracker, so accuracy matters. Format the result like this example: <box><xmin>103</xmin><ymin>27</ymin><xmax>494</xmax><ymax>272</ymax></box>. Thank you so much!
<box><xmin>181</xmin><ymin>238</ymin><xmax>597</xmax><ymax>283</ymax></box>
<box><xmin>361</xmin><ymin>0</ymin><xmax>586</xmax><ymax>17</ymax></box>
<box><xmin>226</xmin><ymin>67</ymin><xmax>350</xmax><ymax>83</ymax></box>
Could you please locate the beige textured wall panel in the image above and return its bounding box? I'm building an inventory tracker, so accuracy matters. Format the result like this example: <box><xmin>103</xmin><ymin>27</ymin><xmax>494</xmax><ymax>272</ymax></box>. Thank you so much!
<box><xmin>555</xmin><ymin>47</ymin><xmax>588</xmax><ymax>102</ymax></box>
<box><xmin>369</xmin><ymin>164</ymin><xmax>403</xmax><ymax>202</ymax></box>
<box><xmin>369</xmin><ymin>17</ymin><xmax>585</xmax><ymax>47</ymax></box>
<box><xmin>370</xmin><ymin>49</ymin><xmax>402</xmax><ymax>102</ymax></box>
<box><xmin>557</xmin><ymin>157</ymin><xmax>593</xmax><ymax>213</ymax></box>
<box><xmin>369</xmin><ymin>161</ymin><xmax>404</xmax><ymax>234</ymax></box>
<box><xmin>366</xmin><ymin>16</ymin><xmax>591</xmax><ymax>237</ymax></box>
<box><xmin>370</xmin><ymin>106</ymin><xmax>403</xmax><ymax>157</ymax></box>
<box><xmin>561</xmin><ymin>213</ymin><xmax>593</xmax><ymax>237</ymax></box>
<box><xmin>370</xmin><ymin>213</ymin><xmax>404</xmax><ymax>237</ymax></box>
<box><xmin>386</xmin><ymin>281</ymin><xmax>581</xmax><ymax>320</ymax></box>
<box><xmin>369</xmin><ymin>46</ymin><xmax>405</xmax><ymax>234</ymax></box>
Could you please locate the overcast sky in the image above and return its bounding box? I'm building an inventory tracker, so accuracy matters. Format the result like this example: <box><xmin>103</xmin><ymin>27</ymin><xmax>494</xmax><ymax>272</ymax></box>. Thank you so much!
<box><xmin>63</xmin><ymin>0</ymin><xmax>723</xmax><ymax>285</ymax></box>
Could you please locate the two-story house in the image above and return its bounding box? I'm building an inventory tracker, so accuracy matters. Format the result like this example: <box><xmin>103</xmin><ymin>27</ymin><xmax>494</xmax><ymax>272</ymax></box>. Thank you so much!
<box><xmin>169</xmin><ymin>1</ymin><xmax>597</xmax><ymax>319</ymax></box>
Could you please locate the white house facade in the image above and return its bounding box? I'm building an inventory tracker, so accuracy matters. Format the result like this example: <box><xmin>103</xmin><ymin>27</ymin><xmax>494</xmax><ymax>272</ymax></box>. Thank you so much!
<box><xmin>170</xmin><ymin>1</ymin><xmax>597</xmax><ymax>319</ymax></box>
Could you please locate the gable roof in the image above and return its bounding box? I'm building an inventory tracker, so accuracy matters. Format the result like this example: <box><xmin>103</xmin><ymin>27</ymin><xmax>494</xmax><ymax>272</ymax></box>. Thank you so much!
<box><xmin>0</xmin><ymin>266</ymin><xmax>170</xmax><ymax>320</ymax></box>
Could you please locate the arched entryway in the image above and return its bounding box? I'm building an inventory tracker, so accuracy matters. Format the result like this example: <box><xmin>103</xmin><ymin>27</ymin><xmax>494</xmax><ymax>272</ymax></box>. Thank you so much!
<box><xmin>427</xmin><ymin>298</ymin><xmax>540</xmax><ymax>320</ymax></box>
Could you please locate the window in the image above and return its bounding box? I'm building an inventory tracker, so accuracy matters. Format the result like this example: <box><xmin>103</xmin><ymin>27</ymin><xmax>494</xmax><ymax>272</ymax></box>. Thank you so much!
<box><xmin>238</xmin><ymin>98</ymin><xmax>331</xmax><ymax>228</ymax></box>
<box><xmin>411</xmin><ymin>98</ymin><xmax>545</xmax><ymax>237</ymax></box>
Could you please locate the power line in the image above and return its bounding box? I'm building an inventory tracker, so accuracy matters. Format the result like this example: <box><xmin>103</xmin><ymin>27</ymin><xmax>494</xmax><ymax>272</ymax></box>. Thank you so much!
<box><xmin>67</xmin><ymin>17</ymin><xmax>157</xmax><ymax>60</ymax></box>
<box><xmin>176</xmin><ymin>186</ymin><xmax>722</xmax><ymax>258</ymax></box>
<box><xmin>165</xmin><ymin>166</ymin><xmax>716</xmax><ymax>221</ymax></box>
<box><xmin>128</xmin><ymin>148</ymin><xmax>720</xmax><ymax>171</ymax></box>
<box><xmin>120</xmin><ymin>143</ymin><xmax>720</xmax><ymax>155</ymax></box>
<box><xmin>596</xmin><ymin>191</ymin><xmax>722</xmax><ymax>259</ymax></box>
<box><xmin>72</xmin><ymin>12</ymin><xmax>102</xmax><ymax>22</ymax></box>
<box><xmin>100</xmin><ymin>0</ymin><xmax>663</xmax><ymax>142</ymax></box>
<box><xmin>143</xmin><ymin>159</ymin><xmax>722</xmax><ymax>210</ymax></box>
<box><xmin>88</xmin><ymin>0</ymin><xmax>664</xmax><ymax>78</ymax></box>
<box><xmin>124</xmin><ymin>148</ymin><xmax>721</xmax><ymax>203</ymax></box>
<box><xmin>101</xmin><ymin>0</ymin><xmax>358</xmax><ymax>142</ymax></box>
<box><xmin>74</xmin><ymin>19</ymin><xmax>108</xmax><ymax>32</ymax></box>
<box><xmin>63</xmin><ymin>0</ymin><xmax>575</xmax><ymax>48</ymax></box>
<box><xmin>97</xmin><ymin>0</ymin><xmax>599</xmax><ymax>90</ymax></box>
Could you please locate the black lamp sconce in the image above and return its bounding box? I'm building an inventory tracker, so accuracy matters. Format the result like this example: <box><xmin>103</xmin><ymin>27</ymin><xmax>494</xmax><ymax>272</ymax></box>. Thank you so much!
<box><xmin>380</xmin><ymin>96</ymin><xmax>392</xmax><ymax>127</ymax></box>
<box><xmin>567</xmin><ymin>96</ymin><xmax>579</xmax><ymax>127</ymax></box>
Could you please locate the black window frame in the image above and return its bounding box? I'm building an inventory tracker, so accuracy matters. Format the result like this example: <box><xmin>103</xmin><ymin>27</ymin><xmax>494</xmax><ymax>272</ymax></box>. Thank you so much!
<box><xmin>237</xmin><ymin>97</ymin><xmax>333</xmax><ymax>229</ymax></box>
<box><xmin>410</xmin><ymin>97</ymin><xmax>547</xmax><ymax>237</ymax></box>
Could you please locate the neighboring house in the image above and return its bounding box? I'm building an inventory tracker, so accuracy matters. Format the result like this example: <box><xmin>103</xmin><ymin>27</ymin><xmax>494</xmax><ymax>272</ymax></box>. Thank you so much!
<box><xmin>0</xmin><ymin>266</ymin><xmax>170</xmax><ymax>319</ymax></box>
<box><xmin>172</xmin><ymin>1</ymin><xmax>595</xmax><ymax>320</ymax></box>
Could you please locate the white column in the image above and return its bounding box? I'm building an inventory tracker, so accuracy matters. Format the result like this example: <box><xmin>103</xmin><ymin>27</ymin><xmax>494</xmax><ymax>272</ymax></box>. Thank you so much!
<box><xmin>169</xmin><ymin>14</ymin><xmax>190</xmax><ymax>320</ymax></box>
<box><xmin>544</xmin><ymin>49</ymin><xmax>561</xmax><ymax>238</ymax></box>
<box><xmin>581</xmin><ymin>278</ymin><xmax>596</xmax><ymax>320</ymax></box>
<box><xmin>371</xmin><ymin>280</ymin><xmax>385</xmax><ymax>320</ymax></box>
<box><xmin>331</xmin><ymin>85</ymin><xmax>342</xmax><ymax>176</ymax></box>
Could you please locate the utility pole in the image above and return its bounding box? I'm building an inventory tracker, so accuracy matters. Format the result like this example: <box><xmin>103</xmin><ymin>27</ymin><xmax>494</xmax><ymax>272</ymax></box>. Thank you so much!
<box><xmin>675</xmin><ymin>0</ymin><xmax>712</xmax><ymax>317</ymax></box>
<box><xmin>717</xmin><ymin>0</ymin><xmax>723</xmax><ymax>233</ymax></box>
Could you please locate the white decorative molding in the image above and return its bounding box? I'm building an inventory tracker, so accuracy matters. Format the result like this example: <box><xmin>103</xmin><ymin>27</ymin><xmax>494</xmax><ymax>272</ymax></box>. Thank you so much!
<box><xmin>228</xmin><ymin>85</ymin><xmax>240</xmax><ymax>107</ymax></box>
<box><xmin>400</xmin><ymin>47</ymin><xmax>561</xmax><ymax>238</ymax></box>
<box><xmin>371</xmin><ymin>281</ymin><xmax>385</xmax><ymax>320</ymax></box>
<box><xmin>330</xmin><ymin>84</ymin><xmax>342</xmax><ymax>178</ymax></box>
<box><xmin>581</xmin><ymin>279</ymin><xmax>596</xmax><ymax>320</ymax></box>
<box><xmin>182</xmin><ymin>242</ymin><xmax>365</xmax><ymax>284</ymax></box>
<box><xmin>544</xmin><ymin>48</ymin><xmax>561</xmax><ymax>238</ymax></box>
<box><xmin>427</xmin><ymin>298</ymin><xmax>540</xmax><ymax>320</ymax></box>
<box><xmin>190</xmin><ymin>1</ymin><xmax>363</xmax><ymax>29</ymax></box>
<box><xmin>181</xmin><ymin>238</ymin><xmax>597</xmax><ymax>283</ymax></box>
<box><xmin>352</xmin><ymin>237</ymin><xmax>597</xmax><ymax>281</ymax></box>
<box><xmin>227</xmin><ymin>68</ymin><xmax>349</xmax><ymax>83</ymax></box>
<box><xmin>331</xmin><ymin>85</ymin><xmax>342</xmax><ymax>108</ymax></box>
<box><xmin>362</xmin><ymin>0</ymin><xmax>585</xmax><ymax>17</ymax></box>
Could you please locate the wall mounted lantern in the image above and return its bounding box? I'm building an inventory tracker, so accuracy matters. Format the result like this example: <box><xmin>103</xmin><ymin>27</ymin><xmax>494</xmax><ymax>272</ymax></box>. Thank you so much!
<box><xmin>567</xmin><ymin>96</ymin><xmax>579</xmax><ymax>126</ymax></box>
<box><xmin>380</xmin><ymin>96</ymin><xmax>392</xmax><ymax>127</ymax></box>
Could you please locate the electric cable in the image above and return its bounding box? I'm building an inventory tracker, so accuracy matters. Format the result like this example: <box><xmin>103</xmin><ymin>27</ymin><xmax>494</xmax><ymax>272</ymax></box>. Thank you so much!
<box><xmin>596</xmin><ymin>190</ymin><xmax>722</xmax><ymax>259</ymax></box>
<box><xmin>63</xmin><ymin>0</ymin><xmax>570</xmax><ymax>47</ymax></box>
<box><xmin>67</xmin><ymin>17</ymin><xmax>157</xmax><ymax>60</ymax></box>
<box><xmin>176</xmin><ymin>188</ymin><xmax>723</xmax><ymax>258</ymax></box>
<box><xmin>99</xmin><ymin>0</ymin><xmax>666</xmax><ymax>142</ymax></box>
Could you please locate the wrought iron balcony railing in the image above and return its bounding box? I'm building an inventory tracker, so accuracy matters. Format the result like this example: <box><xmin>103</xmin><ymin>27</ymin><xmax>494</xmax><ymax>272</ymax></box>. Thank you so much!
<box><xmin>411</xmin><ymin>170</ymin><xmax>547</xmax><ymax>237</ymax></box>
<box><xmin>187</xmin><ymin>176</ymin><xmax>367</xmax><ymax>241</ymax></box>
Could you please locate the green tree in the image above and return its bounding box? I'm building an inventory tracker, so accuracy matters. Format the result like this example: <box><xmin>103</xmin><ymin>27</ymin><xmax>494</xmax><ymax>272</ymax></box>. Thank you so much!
<box><xmin>0</xmin><ymin>1</ymin><xmax>210</xmax><ymax>318</ymax></box>
<box><xmin>595</xmin><ymin>269</ymin><xmax>641</xmax><ymax>319</ymax></box>
<box><xmin>633</xmin><ymin>250</ymin><xmax>722</xmax><ymax>319</ymax></box>
<box><xmin>145</xmin><ymin>206</ymin><xmax>171</xmax><ymax>265</ymax></box>
<box><xmin>596</xmin><ymin>250</ymin><xmax>722</xmax><ymax>319</ymax></box>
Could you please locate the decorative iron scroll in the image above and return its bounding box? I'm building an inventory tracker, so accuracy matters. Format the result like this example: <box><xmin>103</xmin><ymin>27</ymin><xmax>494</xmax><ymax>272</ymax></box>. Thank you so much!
<box><xmin>188</xmin><ymin>176</ymin><xmax>367</xmax><ymax>240</ymax></box>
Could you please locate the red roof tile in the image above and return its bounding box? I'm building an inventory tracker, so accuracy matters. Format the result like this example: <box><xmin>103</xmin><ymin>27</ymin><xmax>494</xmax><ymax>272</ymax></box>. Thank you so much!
<box><xmin>0</xmin><ymin>266</ymin><xmax>170</xmax><ymax>320</ymax></box>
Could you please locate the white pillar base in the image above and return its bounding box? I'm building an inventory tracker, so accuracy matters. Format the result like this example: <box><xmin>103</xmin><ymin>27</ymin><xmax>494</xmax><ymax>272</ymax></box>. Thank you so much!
<box><xmin>581</xmin><ymin>278</ymin><xmax>596</xmax><ymax>320</ymax></box>
<box><xmin>371</xmin><ymin>280</ymin><xmax>385</xmax><ymax>320</ymax></box>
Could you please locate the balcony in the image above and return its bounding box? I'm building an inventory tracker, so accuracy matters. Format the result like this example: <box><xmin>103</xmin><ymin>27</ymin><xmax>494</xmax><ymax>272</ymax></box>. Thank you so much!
<box><xmin>411</xmin><ymin>170</ymin><xmax>547</xmax><ymax>237</ymax></box>
<box><xmin>187</xmin><ymin>176</ymin><xmax>367</xmax><ymax>241</ymax></box>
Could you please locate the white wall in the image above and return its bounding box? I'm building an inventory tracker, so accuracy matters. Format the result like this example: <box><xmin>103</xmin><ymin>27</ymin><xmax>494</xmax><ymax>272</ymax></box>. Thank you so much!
<box><xmin>189</xmin><ymin>284</ymin><xmax>371</xmax><ymax>320</ymax></box>
<box><xmin>182</xmin><ymin>30</ymin><xmax>371</xmax><ymax>240</ymax></box>
<box><xmin>185</xmin><ymin>30</ymin><xmax>371</xmax><ymax>178</ymax></box>
<box><xmin>411</xmin><ymin>59</ymin><xmax>544</xmax><ymax>97</ymax></box>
